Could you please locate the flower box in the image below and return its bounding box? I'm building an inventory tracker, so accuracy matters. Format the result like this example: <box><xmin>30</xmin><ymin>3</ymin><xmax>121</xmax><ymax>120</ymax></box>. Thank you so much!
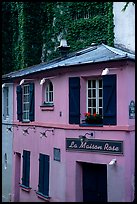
<box><xmin>84</xmin><ymin>112</ymin><xmax>103</xmax><ymax>125</ymax></box>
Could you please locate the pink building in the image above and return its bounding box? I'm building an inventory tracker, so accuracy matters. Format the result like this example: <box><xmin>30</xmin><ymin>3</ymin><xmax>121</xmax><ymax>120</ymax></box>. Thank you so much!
<box><xmin>2</xmin><ymin>44</ymin><xmax>135</xmax><ymax>202</ymax></box>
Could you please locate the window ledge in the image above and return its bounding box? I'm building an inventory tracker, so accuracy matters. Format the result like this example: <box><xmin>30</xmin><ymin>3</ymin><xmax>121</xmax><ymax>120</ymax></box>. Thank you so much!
<box><xmin>20</xmin><ymin>184</ymin><xmax>32</xmax><ymax>192</ymax></box>
<box><xmin>36</xmin><ymin>191</ymin><xmax>51</xmax><ymax>202</ymax></box>
<box><xmin>40</xmin><ymin>104</ymin><xmax>54</xmax><ymax>111</ymax></box>
<box><xmin>80</xmin><ymin>123</ymin><xmax>103</xmax><ymax>127</ymax></box>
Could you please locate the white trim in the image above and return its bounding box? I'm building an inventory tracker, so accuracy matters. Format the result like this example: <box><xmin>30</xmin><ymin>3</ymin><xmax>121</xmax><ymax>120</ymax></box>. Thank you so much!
<box><xmin>87</xmin><ymin>78</ymin><xmax>103</xmax><ymax>115</ymax></box>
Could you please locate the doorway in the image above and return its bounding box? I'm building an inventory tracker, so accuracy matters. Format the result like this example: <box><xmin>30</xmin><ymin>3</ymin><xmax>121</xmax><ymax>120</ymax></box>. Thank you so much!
<box><xmin>82</xmin><ymin>162</ymin><xmax>107</xmax><ymax>202</ymax></box>
<box><xmin>14</xmin><ymin>152</ymin><xmax>21</xmax><ymax>202</ymax></box>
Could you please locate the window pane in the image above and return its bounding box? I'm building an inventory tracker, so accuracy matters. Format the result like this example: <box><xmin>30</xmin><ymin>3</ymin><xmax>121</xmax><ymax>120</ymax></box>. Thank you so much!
<box><xmin>99</xmin><ymin>108</ymin><xmax>102</xmax><ymax>116</ymax></box>
<box><xmin>99</xmin><ymin>79</ymin><xmax>102</xmax><ymax>88</ymax></box>
<box><xmin>88</xmin><ymin>90</ymin><xmax>91</xmax><ymax>98</ymax></box>
<box><xmin>49</xmin><ymin>82</ymin><xmax>53</xmax><ymax>91</ymax></box>
<box><xmin>93</xmin><ymin>108</ymin><xmax>96</xmax><ymax>114</ymax></box>
<box><xmin>99</xmin><ymin>89</ymin><xmax>102</xmax><ymax>97</ymax></box>
<box><xmin>88</xmin><ymin>108</ymin><xmax>91</xmax><ymax>114</ymax></box>
<box><xmin>88</xmin><ymin>80</ymin><xmax>91</xmax><ymax>88</ymax></box>
<box><xmin>99</xmin><ymin>99</ymin><xmax>102</xmax><ymax>107</ymax></box>
<box><xmin>93</xmin><ymin>99</ymin><xmax>96</xmax><ymax>107</ymax></box>
<box><xmin>92</xmin><ymin>89</ymin><xmax>96</xmax><ymax>97</ymax></box>
<box><xmin>88</xmin><ymin>99</ymin><xmax>91</xmax><ymax>107</ymax></box>
<box><xmin>92</xmin><ymin>80</ymin><xmax>96</xmax><ymax>88</ymax></box>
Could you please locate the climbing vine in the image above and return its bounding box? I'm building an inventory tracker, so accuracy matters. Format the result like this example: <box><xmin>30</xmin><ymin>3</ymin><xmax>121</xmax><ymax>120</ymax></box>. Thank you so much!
<box><xmin>2</xmin><ymin>2</ymin><xmax>114</xmax><ymax>74</ymax></box>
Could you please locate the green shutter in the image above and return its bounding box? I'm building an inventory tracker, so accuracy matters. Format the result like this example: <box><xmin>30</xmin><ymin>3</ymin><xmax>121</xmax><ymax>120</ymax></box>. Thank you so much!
<box><xmin>38</xmin><ymin>154</ymin><xmax>44</xmax><ymax>193</ymax></box>
<box><xmin>43</xmin><ymin>155</ymin><xmax>49</xmax><ymax>196</ymax></box>
<box><xmin>22</xmin><ymin>150</ymin><xmax>30</xmax><ymax>187</ymax></box>
<box><xmin>69</xmin><ymin>77</ymin><xmax>80</xmax><ymax>124</ymax></box>
<box><xmin>16</xmin><ymin>85</ymin><xmax>22</xmax><ymax>121</ymax></box>
<box><xmin>26</xmin><ymin>151</ymin><xmax>30</xmax><ymax>187</ymax></box>
<box><xmin>103</xmin><ymin>74</ymin><xmax>117</xmax><ymax>125</ymax></box>
<box><xmin>38</xmin><ymin>154</ymin><xmax>49</xmax><ymax>196</ymax></box>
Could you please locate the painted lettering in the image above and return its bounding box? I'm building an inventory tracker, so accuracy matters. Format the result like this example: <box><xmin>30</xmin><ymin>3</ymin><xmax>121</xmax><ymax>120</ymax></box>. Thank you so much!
<box><xmin>104</xmin><ymin>143</ymin><xmax>119</xmax><ymax>151</ymax></box>
<box><xmin>79</xmin><ymin>141</ymin><xmax>87</xmax><ymax>148</ymax></box>
<box><xmin>68</xmin><ymin>141</ymin><xmax>77</xmax><ymax>148</ymax></box>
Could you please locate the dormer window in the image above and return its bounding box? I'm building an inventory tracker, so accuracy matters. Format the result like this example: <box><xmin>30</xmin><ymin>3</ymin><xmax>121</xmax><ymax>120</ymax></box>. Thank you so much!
<box><xmin>45</xmin><ymin>81</ymin><xmax>53</xmax><ymax>104</ymax></box>
<box><xmin>16</xmin><ymin>83</ymin><xmax>35</xmax><ymax>122</ymax></box>
<box><xmin>3</xmin><ymin>87</ymin><xmax>9</xmax><ymax>119</ymax></box>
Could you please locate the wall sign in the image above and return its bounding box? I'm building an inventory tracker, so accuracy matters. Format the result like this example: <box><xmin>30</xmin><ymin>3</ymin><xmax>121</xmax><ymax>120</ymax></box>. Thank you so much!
<box><xmin>129</xmin><ymin>100</ymin><xmax>135</xmax><ymax>119</ymax></box>
<box><xmin>66</xmin><ymin>138</ymin><xmax>123</xmax><ymax>155</ymax></box>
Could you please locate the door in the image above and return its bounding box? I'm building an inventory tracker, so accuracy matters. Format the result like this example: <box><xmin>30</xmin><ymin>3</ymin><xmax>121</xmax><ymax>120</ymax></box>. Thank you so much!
<box><xmin>83</xmin><ymin>162</ymin><xmax>107</xmax><ymax>202</ymax></box>
<box><xmin>14</xmin><ymin>152</ymin><xmax>21</xmax><ymax>202</ymax></box>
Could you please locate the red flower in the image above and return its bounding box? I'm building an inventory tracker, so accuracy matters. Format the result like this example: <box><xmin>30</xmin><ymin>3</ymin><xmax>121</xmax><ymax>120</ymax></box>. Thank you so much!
<box><xmin>84</xmin><ymin>112</ymin><xmax>90</xmax><ymax>117</ymax></box>
<box><xmin>93</xmin><ymin>113</ymin><xmax>97</xmax><ymax>117</ymax></box>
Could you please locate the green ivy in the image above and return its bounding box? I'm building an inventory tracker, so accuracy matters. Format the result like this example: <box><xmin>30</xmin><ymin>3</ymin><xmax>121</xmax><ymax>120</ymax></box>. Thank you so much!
<box><xmin>2</xmin><ymin>2</ymin><xmax>114</xmax><ymax>74</ymax></box>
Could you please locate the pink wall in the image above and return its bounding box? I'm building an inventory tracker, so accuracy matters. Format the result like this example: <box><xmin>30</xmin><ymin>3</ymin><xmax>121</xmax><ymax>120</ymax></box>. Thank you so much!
<box><xmin>12</xmin><ymin>60</ymin><xmax>135</xmax><ymax>202</ymax></box>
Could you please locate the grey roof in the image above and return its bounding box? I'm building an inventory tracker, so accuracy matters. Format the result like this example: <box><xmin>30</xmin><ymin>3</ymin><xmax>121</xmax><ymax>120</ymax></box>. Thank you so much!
<box><xmin>2</xmin><ymin>43</ymin><xmax>135</xmax><ymax>80</ymax></box>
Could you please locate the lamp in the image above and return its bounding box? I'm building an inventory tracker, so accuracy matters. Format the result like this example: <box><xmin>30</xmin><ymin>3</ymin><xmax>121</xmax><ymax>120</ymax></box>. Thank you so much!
<box><xmin>109</xmin><ymin>158</ymin><xmax>117</xmax><ymax>166</ymax></box>
<box><xmin>2</xmin><ymin>84</ymin><xmax>5</xmax><ymax>88</ymax></box>
<box><xmin>40</xmin><ymin>78</ymin><xmax>46</xmax><ymax>85</ymax></box>
<box><xmin>2</xmin><ymin>83</ymin><xmax>13</xmax><ymax>88</ymax></box>
<box><xmin>101</xmin><ymin>67</ymin><xmax>123</xmax><ymax>76</ymax></box>
<box><xmin>101</xmin><ymin>68</ymin><xmax>110</xmax><ymax>76</ymax></box>
<box><xmin>22</xmin><ymin>126</ymin><xmax>36</xmax><ymax>135</ymax></box>
<box><xmin>19</xmin><ymin>79</ymin><xmax>34</xmax><ymax>85</ymax></box>
<box><xmin>40</xmin><ymin>76</ymin><xmax>56</xmax><ymax>85</ymax></box>
<box><xmin>6</xmin><ymin>126</ymin><xmax>12</xmax><ymax>132</ymax></box>
<box><xmin>40</xmin><ymin>129</ymin><xmax>54</xmax><ymax>138</ymax></box>
<box><xmin>79</xmin><ymin>132</ymin><xmax>94</xmax><ymax>140</ymax></box>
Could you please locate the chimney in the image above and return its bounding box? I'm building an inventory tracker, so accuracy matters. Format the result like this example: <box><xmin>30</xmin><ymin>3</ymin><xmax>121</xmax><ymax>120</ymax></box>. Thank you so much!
<box><xmin>57</xmin><ymin>39</ymin><xmax>70</xmax><ymax>57</ymax></box>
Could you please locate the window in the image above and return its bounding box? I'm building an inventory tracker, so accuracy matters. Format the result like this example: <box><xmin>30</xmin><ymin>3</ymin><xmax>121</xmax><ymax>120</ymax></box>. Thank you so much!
<box><xmin>3</xmin><ymin>87</ymin><xmax>9</xmax><ymax>119</ymax></box>
<box><xmin>45</xmin><ymin>81</ymin><xmax>53</xmax><ymax>104</ymax></box>
<box><xmin>38</xmin><ymin>154</ymin><xmax>50</xmax><ymax>197</ymax></box>
<box><xmin>54</xmin><ymin>148</ymin><xmax>61</xmax><ymax>162</ymax></box>
<box><xmin>22</xmin><ymin>150</ymin><xmax>30</xmax><ymax>187</ymax></box>
<box><xmin>4</xmin><ymin>153</ymin><xmax>8</xmax><ymax>170</ymax></box>
<box><xmin>69</xmin><ymin>75</ymin><xmax>117</xmax><ymax>126</ymax></box>
<box><xmin>16</xmin><ymin>83</ymin><xmax>35</xmax><ymax>122</ymax></box>
<box><xmin>22</xmin><ymin>84</ymin><xmax>30</xmax><ymax>121</ymax></box>
<box><xmin>87</xmin><ymin>79</ymin><xmax>103</xmax><ymax>116</ymax></box>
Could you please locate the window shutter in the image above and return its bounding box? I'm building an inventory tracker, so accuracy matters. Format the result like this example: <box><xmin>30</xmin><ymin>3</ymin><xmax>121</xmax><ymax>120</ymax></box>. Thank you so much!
<box><xmin>22</xmin><ymin>150</ymin><xmax>26</xmax><ymax>185</ymax></box>
<box><xmin>38</xmin><ymin>154</ymin><xmax>44</xmax><ymax>193</ymax></box>
<box><xmin>29</xmin><ymin>83</ymin><xmax>35</xmax><ymax>121</ymax></box>
<box><xmin>43</xmin><ymin>155</ymin><xmax>49</xmax><ymax>196</ymax></box>
<box><xmin>69</xmin><ymin>77</ymin><xmax>80</xmax><ymax>124</ymax></box>
<box><xmin>25</xmin><ymin>151</ymin><xmax>30</xmax><ymax>187</ymax></box>
<box><xmin>103</xmin><ymin>74</ymin><xmax>117</xmax><ymax>125</ymax></box>
<box><xmin>22</xmin><ymin>150</ymin><xmax>30</xmax><ymax>187</ymax></box>
<box><xmin>16</xmin><ymin>85</ymin><xmax>22</xmax><ymax>121</ymax></box>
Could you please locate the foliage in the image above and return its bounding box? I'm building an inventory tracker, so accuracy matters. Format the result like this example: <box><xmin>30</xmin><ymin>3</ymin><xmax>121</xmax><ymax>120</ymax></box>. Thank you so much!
<box><xmin>2</xmin><ymin>2</ymin><xmax>114</xmax><ymax>75</ymax></box>
<box><xmin>84</xmin><ymin>112</ymin><xmax>103</xmax><ymax>124</ymax></box>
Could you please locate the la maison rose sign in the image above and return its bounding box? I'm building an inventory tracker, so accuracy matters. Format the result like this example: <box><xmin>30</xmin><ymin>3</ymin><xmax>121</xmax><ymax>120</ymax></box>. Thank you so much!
<box><xmin>66</xmin><ymin>138</ymin><xmax>123</xmax><ymax>155</ymax></box>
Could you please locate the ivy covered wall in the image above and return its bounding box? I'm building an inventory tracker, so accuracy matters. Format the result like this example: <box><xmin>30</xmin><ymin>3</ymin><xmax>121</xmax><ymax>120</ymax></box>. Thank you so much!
<box><xmin>2</xmin><ymin>2</ymin><xmax>114</xmax><ymax>74</ymax></box>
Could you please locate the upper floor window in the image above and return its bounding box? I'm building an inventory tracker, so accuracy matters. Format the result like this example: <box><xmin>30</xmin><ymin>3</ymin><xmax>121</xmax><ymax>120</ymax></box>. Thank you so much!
<box><xmin>69</xmin><ymin>75</ymin><xmax>117</xmax><ymax>126</ymax></box>
<box><xmin>45</xmin><ymin>81</ymin><xmax>53</xmax><ymax>104</ymax></box>
<box><xmin>3</xmin><ymin>87</ymin><xmax>9</xmax><ymax>119</ymax></box>
<box><xmin>87</xmin><ymin>79</ymin><xmax>103</xmax><ymax>116</ymax></box>
<box><xmin>22</xmin><ymin>84</ymin><xmax>30</xmax><ymax>122</ymax></box>
<box><xmin>16</xmin><ymin>83</ymin><xmax>35</xmax><ymax>122</ymax></box>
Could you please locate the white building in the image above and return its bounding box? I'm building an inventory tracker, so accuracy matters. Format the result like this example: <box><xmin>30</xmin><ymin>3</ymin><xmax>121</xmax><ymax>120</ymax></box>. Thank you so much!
<box><xmin>113</xmin><ymin>2</ymin><xmax>135</xmax><ymax>53</ymax></box>
<box><xmin>2</xmin><ymin>83</ymin><xmax>13</xmax><ymax>202</ymax></box>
